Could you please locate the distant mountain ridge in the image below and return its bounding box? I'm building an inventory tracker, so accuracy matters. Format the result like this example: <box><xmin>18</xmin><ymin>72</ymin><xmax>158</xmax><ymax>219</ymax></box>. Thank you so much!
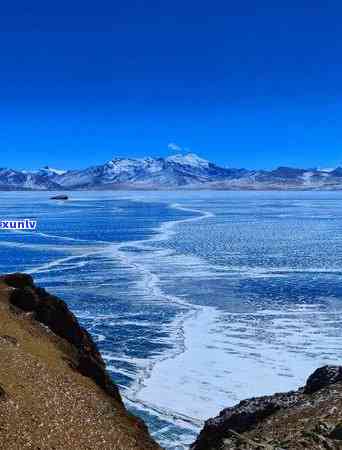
<box><xmin>2</xmin><ymin>153</ymin><xmax>342</xmax><ymax>190</ymax></box>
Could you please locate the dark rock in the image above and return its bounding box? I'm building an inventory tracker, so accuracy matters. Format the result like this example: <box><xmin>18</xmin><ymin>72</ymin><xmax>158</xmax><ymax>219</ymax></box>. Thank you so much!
<box><xmin>1</xmin><ymin>273</ymin><xmax>34</xmax><ymax>290</ymax></box>
<box><xmin>190</xmin><ymin>391</ymin><xmax>300</xmax><ymax>450</ymax></box>
<box><xmin>0</xmin><ymin>273</ymin><xmax>122</xmax><ymax>404</ymax></box>
<box><xmin>329</xmin><ymin>422</ymin><xmax>342</xmax><ymax>440</ymax></box>
<box><xmin>191</xmin><ymin>365</ymin><xmax>342</xmax><ymax>450</ymax></box>
<box><xmin>304</xmin><ymin>365</ymin><xmax>342</xmax><ymax>394</ymax></box>
<box><xmin>50</xmin><ymin>195</ymin><xmax>68</xmax><ymax>200</ymax></box>
<box><xmin>10</xmin><ymin>287</ymin><xmax>39</xmax><ymax>311</ymax></box>
<box><xmin>0</xmin><ymin>385</ymin><xmax>6</xmax><ymax>400</ymax></box>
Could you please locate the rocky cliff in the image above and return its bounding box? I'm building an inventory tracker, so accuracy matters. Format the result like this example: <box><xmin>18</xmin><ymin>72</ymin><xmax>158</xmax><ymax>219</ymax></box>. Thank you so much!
<box><xmin>2</xmin><ymin>272</ymin><xmax>342</xmax><ymax>450</ymax></box>
<box><xmin>0</xmin><ymin>273</ymin><xmax>160</xmax><ymax>450</ymax></box>
<box><xmin>191</xmin><ymin>365</ymin><xmax>342</xmax><ymax>450</ymax></box>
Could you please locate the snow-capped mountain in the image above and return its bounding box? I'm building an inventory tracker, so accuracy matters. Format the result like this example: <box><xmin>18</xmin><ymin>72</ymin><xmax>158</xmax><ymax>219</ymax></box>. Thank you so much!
<box><xmin>1</xmin><ymin>154</ymin><xmax>342</xmax><ymax>190</ymax></box>
<box><xmin>0</xmin><ymin>168</ymin><xmax>61</xmax><ymax>190</ymax></box>
<box><xmin>53</xmin><ymin>153</ymin><xmax>250</xmax><ymax>188</ymax></box>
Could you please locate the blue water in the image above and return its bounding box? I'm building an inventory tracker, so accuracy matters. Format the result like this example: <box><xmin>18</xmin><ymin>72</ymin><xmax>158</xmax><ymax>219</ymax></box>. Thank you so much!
<box><xmin>1</xmin><ymin>191</ymin><xmax>342</xmax><ymax>449</ymax></box>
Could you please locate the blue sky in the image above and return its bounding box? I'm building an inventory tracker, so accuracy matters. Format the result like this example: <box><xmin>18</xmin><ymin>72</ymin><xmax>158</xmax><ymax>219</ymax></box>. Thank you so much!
<box><xmin>1</xmin><ymin>1</ymin><xmax>342</xmax><ymax>170</ymax></box>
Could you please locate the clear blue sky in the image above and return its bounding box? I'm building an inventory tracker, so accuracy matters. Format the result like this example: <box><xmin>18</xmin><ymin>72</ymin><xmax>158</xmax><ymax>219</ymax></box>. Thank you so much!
<box><xmin>1</xmin><ymin>1</ymin><xmax>342</xmax><ymax>170</ymax></box>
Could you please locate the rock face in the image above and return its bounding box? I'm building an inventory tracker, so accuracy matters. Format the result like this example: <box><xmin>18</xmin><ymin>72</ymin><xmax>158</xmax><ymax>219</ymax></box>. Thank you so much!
<box><xmin>3</xmin><ymin>273</ymin><xmax>122</xmax><ymax>403</ymax></box>
<box><xmin>0</xmin><ymin>273</ymin><xmax>160</xmax><ymax>450</ymax></box>
<box><xmin>304</xmin><ymin>365</ymin><xmax>342</xmax><ymax>394</ymax></box>
<box><xmin>191</xmin><ymin>365</ymin><xmax>342</xmax><ymax>450</ymax></box>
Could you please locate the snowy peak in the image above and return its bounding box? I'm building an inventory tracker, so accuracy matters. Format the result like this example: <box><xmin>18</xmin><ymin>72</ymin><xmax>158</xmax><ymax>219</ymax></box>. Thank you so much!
<box><xmin>105</xmin><ymin>157</ymin><xmax>160</xmax><ymax>171</ymax></box>
<box><xmin>98</xmin><ymin>154</ymin><xmax>213</xmax><ymax>185</ymax></box>
<box><xmin>105</xmin><ymin>153</ymin><xmax>209</xmax><ymax>169</ymax></box>
<box><xmin>165</xmin><ymin>153</ymin><xmax>210</xmax><ymax>168</ymax></box>
<box><xmin>39</xmin><ymin>166</ymin><xmax>67</xmax><ymax>176</ymax></box>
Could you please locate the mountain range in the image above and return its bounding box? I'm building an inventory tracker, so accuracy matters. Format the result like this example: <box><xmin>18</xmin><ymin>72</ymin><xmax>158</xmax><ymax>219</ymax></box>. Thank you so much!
<box><xmin>2</xmin><ymin>153</ymin><xmax>342</xmax><ymax>190</ymax></box>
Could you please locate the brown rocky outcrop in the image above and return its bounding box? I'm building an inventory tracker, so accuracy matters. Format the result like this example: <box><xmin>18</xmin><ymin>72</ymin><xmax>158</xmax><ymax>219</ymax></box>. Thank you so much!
<box><xmin>191</xmin><ymin>365</ymin><xmax>342</xmax><ymax>450</ymax></box>
<box><xmin>3</xmin><ymin>273</ymin><xmax>122</xmax><ymax>403</ymax></box>
<box><xmin>0</xmin><ymin>273</ymin><xmax>160</xmax><ymax>450</ymax></box>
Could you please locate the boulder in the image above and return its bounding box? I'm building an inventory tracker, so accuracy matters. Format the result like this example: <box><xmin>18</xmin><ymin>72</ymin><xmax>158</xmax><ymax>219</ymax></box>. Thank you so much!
<box><xmin>304</xmin><ymin>365</ymin><xmax>342</xmax><ymax>394</ymax></box>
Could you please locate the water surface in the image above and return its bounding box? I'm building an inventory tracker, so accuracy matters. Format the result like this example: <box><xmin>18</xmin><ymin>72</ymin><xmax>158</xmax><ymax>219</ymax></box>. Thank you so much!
<box><xmin>1</xmin><ymin>190</ymin><xmax>342</xmax><ymax>449</ymax></box>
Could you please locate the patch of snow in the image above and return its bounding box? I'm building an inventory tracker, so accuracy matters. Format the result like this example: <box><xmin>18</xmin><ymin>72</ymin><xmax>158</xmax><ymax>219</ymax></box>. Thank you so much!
<box><xmin>40</xmin><ymin>167</ymin><xmax>67</xmax><ymax>176</ymax></box>
<box><xmin>302</xmin><ymin>171</ymin><xmax>314</xmax><ymax>185</ymax></box>
<box><xmin>166</xmin><ymin>153</ymin><xmax>209</xmax><ymax>168</ymax></box>
<box><xmin>320</xmin><ymin>167</ymin><xmax>336</xmax><ymax>173</ymax></box>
